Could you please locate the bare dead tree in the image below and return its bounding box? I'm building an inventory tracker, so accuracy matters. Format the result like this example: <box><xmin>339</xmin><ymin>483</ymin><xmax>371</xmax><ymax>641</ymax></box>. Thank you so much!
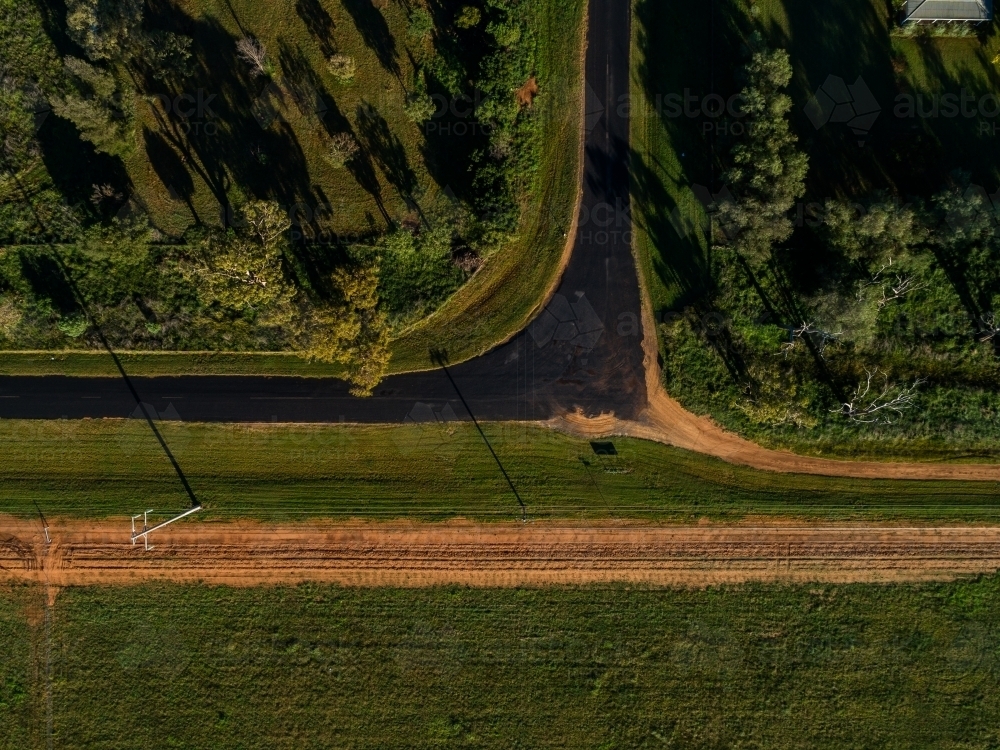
<box><xmin>859</xmin><ymin>257</ymin><xmax>927</xmax><ymax>309</ymax></box>
<box><xmin>977</xmin><ymin>312</ymin><xmax>1000</xmax><ymax>342</ymax></box>
<box><xmin>236</xmin><ymin>37</ymin><xmax>270</xmax><ymax>78</ymax></box>
<box><xmin>831</xmin><ymin>367</ymin><xmax>924</xmax><ymax>424</ymax></box>
<box><xmin>89</xmin><ymin>183</ymin><xmax>123</xmax><ymax>207</ymax></box>
<box><xmin>781</xmin><ymin>321</ymin><xmax>842</xmax><ymax>358</ymax></box>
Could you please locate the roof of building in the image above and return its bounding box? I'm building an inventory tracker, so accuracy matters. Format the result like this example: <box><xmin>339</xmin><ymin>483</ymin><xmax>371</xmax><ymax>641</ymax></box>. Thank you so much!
<box><xmin>904</xmin><ymin>0</ymin><xmax>992</xmax><ymax>21</ymax></box>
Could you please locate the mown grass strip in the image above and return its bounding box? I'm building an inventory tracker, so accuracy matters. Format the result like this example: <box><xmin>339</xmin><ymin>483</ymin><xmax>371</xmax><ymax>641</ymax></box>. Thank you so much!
<box><xmin>1</xmin><ymin>420</ymin><xmax>998</xmax><ymax>521</ymax></box>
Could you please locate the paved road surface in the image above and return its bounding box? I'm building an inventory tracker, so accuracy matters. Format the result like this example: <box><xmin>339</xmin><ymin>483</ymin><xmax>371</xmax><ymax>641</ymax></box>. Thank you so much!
<box><xmin>0</xmin><ymin>0</ymin><xmax>644</xmax><ymax>425</ymax></box>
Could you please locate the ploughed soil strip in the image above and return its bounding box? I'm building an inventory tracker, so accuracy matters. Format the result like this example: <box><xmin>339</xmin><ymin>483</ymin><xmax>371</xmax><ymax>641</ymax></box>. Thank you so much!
<box><xmin>4</xmin><ymin>517</ymin><xmax>1000</xmax><ymax>588</ymax></box>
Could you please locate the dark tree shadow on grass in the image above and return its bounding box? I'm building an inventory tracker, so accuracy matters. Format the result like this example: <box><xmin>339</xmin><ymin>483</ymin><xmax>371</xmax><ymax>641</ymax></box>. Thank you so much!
<box><xmin>19</xmin><ymin>251</ymin><xmax>80</xmax><ymax>316</ymax></box>
<box><xmin>143</xmin><ymin>128</ymin><xmax>199</xmax><ymax>223</ymax></box>
<box><xmin>629</xmin><ymin>146</ymin><xmax>711</xmax><ymax>312</ymax></box>
<box><xmin>356</xmin><ymin>101</ymin><xmax>422</xmax><ymax>219</ymax></box>
<box><xmin>417</xmin><ymin>70</ymin><xmax>485</xmax><ymax>203</ymax></box>
<box><xmin>341</xmin><ymin>0</ymin><xmax>401</xmax><ymax>79</ymax></box>
<box><xmin>36</xmin><ymin>115</ymin><xmax>131</xmax><ymax>214</ymax></box>
<box><xmin>295</xmin><ymin>0</ymin><xmax>337</xmax><ymax>57</ymax></box>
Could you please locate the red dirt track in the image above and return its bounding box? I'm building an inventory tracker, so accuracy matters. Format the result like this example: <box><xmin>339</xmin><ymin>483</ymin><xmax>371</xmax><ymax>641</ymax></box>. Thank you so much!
<box><xmin>5</xmin><ymin>517</ymin><xmax>1000</xmax><ymax>589</ymax></box>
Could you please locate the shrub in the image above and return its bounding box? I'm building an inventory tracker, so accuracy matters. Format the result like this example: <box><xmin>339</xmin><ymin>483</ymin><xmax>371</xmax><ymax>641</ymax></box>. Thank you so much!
<box><xmin>323</xmin><ymin>132</ymin><xmax>360</xmax><ymax>168</ymax></box>
<box><xmin>455</xmin><ymin>5</ymin><xmax>481</xmax><ymax>28</ymax></box>
<box><xmin>407</xmin><ymin>7</ymin><xmax>433</xmax><ymax>39</ymax></box>
<box><xmin>57</xmin><ymin>314</ymin><xmax>89</xmax><ymax>338</ymax></box>
<box><xmin>326</xmin><ymin>53</ymin><xmax>356</xmax><ymax>82</ymax></box>
<box><xmin>404</xmin><ymin>69</ymin><xmax>436</xmax><ymax>123</ymax></box>
<box><xmin>0</xmin><ymin>296</ymin><xmax>23</xmax><ymax>339</ymax></box>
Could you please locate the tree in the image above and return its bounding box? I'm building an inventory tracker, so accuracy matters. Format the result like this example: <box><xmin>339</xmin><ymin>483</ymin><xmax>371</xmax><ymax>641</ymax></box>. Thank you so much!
<box><xmin>65</xmin><ymin>0</ymin><xmax>192</xmax><ymax>79</ymax></box>
<box><xmin>50</xmin><ymin>56</ymin><xmax>134</xmax><ymax>157</ymax></box>
<box><xmin>188</xmin><ymin>200</ymin><xmax>293</xmax><ymax>312</ymax></box>
<box><xmin>455</xmin><ymin>6</ymin><xmax>482</xmax><ymax>28</ymax></box>
<box><xmin>831</xmin><ymin>368</ymin><xmax>923</xmax><ymax>425</ymax></box>
<box><xmin>716</xmin><ymin>39</ymin><xmax>808</xmax><ymax>265</ymax></box>
<box><xmin>407</xmin><ymin>7</ymin><xmax>433</xmax><ymax>39</ymax></box>
<box><xmin>820</xmin><ymin>197</ymin><xmax>927</xmax><ymax>265</ymax></box>
<box><xmin>323</xmin><ymin>132</ymin><xmax>360</xmax><ymax>167</ymax></box>
<box><xmin>404</xmin><ymin>70</ymin><xmax>436</xmax><ymax>123</ymax></box>
<box><xmin>65</xmin><ymin>0</ymin><xmax>143</xmax><ymax>62</ymax></box>
<box><xmin>305</xmin><ymin>262</ymin><xmax>391</xmax><ymax>396</ymax></box>
<box><xmin>141</xmin><ymin>29</ymin><xmax>194</xmax><ymax>80</ymax></box>
<box><xmin>236</xmin><ymin>37</ymin><xmax>271</xmax><ymax>78</ymax></box>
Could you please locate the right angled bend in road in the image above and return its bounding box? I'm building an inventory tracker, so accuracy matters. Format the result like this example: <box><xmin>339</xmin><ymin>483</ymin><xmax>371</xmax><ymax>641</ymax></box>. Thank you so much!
<box><xmin>0</xmin><ymin>0</ymin><xmax>646</xmax><ymax>426</ymax></box>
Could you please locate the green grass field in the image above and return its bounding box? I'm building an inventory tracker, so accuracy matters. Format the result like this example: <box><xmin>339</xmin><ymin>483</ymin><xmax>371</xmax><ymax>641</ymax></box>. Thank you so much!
<box><xmin>2</xmin><ymin>419</ymin><xmax>1000</xmax><ymax>521</ymax></box>
<box><xmin>4</xmin><ymin>576</ymin><xmax>1000</xmax><ymax>747</ymax></box>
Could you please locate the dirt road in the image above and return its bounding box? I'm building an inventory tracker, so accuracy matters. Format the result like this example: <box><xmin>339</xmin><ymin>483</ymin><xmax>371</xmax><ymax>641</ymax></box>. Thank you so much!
<box><xmin>4</xmin><ymin>516</ymin><xmax>1000</xmax><ymax>589</ymax></box>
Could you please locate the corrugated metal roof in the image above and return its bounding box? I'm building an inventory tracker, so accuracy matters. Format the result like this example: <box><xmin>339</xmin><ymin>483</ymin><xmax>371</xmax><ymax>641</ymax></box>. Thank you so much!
<box><xmin>904</xmin><ymin>0</ymin><xmax>992</xmax><ymax>21</ymax></box>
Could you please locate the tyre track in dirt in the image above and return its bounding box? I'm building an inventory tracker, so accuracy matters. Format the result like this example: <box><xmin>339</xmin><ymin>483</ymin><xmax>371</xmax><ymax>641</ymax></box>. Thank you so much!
<box><xmin>4</xmin><ymin>517</ymin><xmax>1000</xmax><ymax>589</ymax></box>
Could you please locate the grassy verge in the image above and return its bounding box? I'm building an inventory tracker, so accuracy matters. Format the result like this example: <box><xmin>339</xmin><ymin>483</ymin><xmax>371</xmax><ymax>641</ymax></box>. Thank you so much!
<box><xmin>388</xmin><ymin>0</ymin><xmax>586</xmax><ymax>372</ymax></box>
<box><xmin>19</xmin><ymin>577</ymin><xmax>1000</xmax><ymax>747</ymax></box>
<box><xmin>0</xmin><ymin>351</ymin><xmax>347</xmax><ymax>377</ymax></box>
<box><xmin>1</xmin><ymin>420</ymin><xmax>999</xmax><ymax>521</ymax></box>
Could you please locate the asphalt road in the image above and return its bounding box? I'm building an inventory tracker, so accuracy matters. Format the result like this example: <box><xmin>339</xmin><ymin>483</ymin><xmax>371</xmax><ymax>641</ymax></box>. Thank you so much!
<box><xmin>0</xmin><ymin>0</ymin><xmax>644</xmax><ymax>425</ymax></box>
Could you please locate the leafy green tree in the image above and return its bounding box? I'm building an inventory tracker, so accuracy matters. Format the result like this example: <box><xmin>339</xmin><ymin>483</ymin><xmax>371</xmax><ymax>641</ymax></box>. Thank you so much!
<box><xmin>141</xmin><ymin>30</ymin><xmax>193</xmax><ymax>79</ymax></box>
<box><xmin>188</xmin><ymin>200</ymin><xmax>294</xmax><ymax>312</ymax></box>
<box><xmin>65</xmin><ymin>0</ymin><xmax>143</xmax><ymax>62</ymax></box>
<box><xmin>717</xmin><ymin>39</ymin><xmax>807</xmax><ymax>265</ymax></box>
<box><xmin>56</xmin><ymin>313</ymin><xmax>89</xmax><ymax>338</ymax></box>
<box><xmin>50</xmin><ymin>57</ymin><xmax>134</xmax><ymax>157</ymax></box>
<box><xmin>820</xmin><ymin>197</ymin><xmax>927</xmax><ymax>265</ymax></box>
<box><xmin>65</xmin><ymin>0</ymin><xmax>191</xmax><ymax>79</ymax></box>
<box><xmin>407</xmin><ymin>7</ymin><xmax>434</xmax><ymax>39</ymax></box>
<box><xmin>455</xmin><ymin>5</ymin><xmax>482</xmax><ymax>28</ymax></box>
<box><xmin>305</xmin><ymin>262</ymin><xmax>391</xmax><ymax>396</ymax></box>
<box><xmin>404</xmin><ymin>70</ymin><xmax>436</xmax><ymax>123</ymax></box>
<box><xmin>375</xmin><ymin>224</ymin><xmax>465</xmax><ymax>323</ymax></box>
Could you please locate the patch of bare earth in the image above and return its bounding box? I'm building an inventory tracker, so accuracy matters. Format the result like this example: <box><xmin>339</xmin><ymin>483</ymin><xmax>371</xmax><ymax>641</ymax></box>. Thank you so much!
<box><xmin>516</xmin><ymin>76</ymin><xmax>539</xmax><ymax>108</ymax></box>
<box><xmin>4</xmin><ymin>516</ymin><xmax>1000</xmax><ymax>590</ymax></box>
